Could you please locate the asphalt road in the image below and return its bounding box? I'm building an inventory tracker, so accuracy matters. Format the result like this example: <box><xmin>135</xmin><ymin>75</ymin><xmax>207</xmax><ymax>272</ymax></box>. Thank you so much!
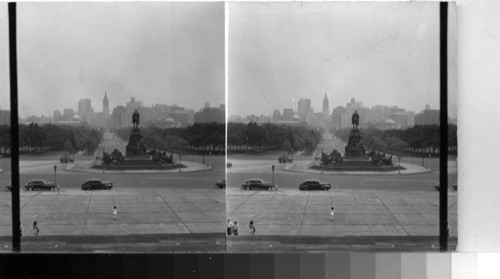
<box><xmin>227</xmin><ymin>132</ymin><xmax>458</xmax><ymax>192</ymax></box>
<box><xmin>0</xmin><ymin>132</ymin><xmax>224</xmax><ymax>191</ymax></box>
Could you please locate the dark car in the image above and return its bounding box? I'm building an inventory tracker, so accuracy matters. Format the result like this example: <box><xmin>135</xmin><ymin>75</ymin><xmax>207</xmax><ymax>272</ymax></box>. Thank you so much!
<box><xmin>299</xmin><ymin>179</ymin><xmax>331</xmax><ymax>191</ymax></box>
<box><xmin>216</xmin><ymin>179</ymin><xmax>226</xmax><ymax>189</ymax></box>
<box><xmin>24</xmin><ymin>179</ymin><xmax>61</xmax><ymax>191</ymax></box>
<box><xmin>227</xmin><ymin>162</ymin><xmax>232</xmax><ymax>168</ymax></box>
<box><xmin>81</xmin><ymin>179</ymin><xmax>113</xmax><ymax>190</ymax></box>
<box><xmin>5</xmin><ymin>183</ymin><xmax>11</xmax><ymax>191</ymax></box>
<box><xmin>278</xmin><ymin>154</ymin><xmax>293</xmax><ymax>163</ymax></box>
<box><xmin>434</xmin><ymin>182</ymin><xmax>458</xmax><ymax>191</ymax></box>
<box><xmin>241</xmin><ymin>179</ymin><xmax>278</xmax><ymax>191</ymax></box>
<box><xmin>60</xmin><ymin>153</ymin><xmax>74</xmax><ymax>163</ymax></box>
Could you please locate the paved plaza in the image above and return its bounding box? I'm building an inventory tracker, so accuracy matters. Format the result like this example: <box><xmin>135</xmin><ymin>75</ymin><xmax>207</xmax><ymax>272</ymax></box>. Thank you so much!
<box><xmin>227</xmin><ymin>188</ymin><xmax>457</xmax><ymax>237</ymax></box>
<box><xmin>0</xmin><ymin>188</ymin><xmax>225</xmax><ymax>238</ymax></box>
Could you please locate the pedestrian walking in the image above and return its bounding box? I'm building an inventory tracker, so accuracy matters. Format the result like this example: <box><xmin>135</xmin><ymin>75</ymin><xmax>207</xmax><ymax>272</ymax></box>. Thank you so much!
<box><xmin>226</xmin><ymin>219</ymin><xmax>233</xmax><ymax>236</ymax></box>
<box><xmin>33</xmin><ymin>221</ymin><xmax>39</xmax><ymax>236</ymax></box>
<box><xmin>113</xmin><ymin>206</ymin><xmax>117</xmax><ymax>221</ymax></box>
<box><xmin>447</xmin><ymin>223</ymin><xmax>451</xmax><ymax>237</ymax></box>
<box><xmin>20</xmin><ymin>223</ymin><xmax>23</xmax><ymax>237</ymax></box>
<box><xmin>249</xmin><ymin>220</ymin><xmax>256</xmax><ymax>236</ymax></box>
<box><xmin>233</xmin><ymin>221</ymin><xmax>239</xmax><ymax>236</ymax></box>
<box><xmin>330</xmin><ymin>206</ymin><xmax>335</xmax><ymax>222</ymax></box>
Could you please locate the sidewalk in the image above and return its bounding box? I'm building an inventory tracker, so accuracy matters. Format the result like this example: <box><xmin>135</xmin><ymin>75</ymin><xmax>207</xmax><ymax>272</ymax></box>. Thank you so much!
<box><xmin>227</xmin><ymin>235</ymin><xmax>457</xmax><ymax>252</ymax></box>
<box><xmin>227</xmin><ymin>188</ymin><xmax>457</xmax><ymax>238</ymax></box>
<box><xmin>0</xmin><ymin>189</ymin><xmax>225</xmax><ymax>242</ymax></box>
<box><xmin>0</xmin><ymin>233</ymin><xmax>225</xmax><ymax>253</ymax></box>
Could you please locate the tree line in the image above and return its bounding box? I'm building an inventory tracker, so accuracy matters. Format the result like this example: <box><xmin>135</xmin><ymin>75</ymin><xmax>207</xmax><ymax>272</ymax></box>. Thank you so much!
<box><xmin>333</xmin><ymin>124</ymin><xmax>458</xmax><ymax>155</ymax></box>
<box><xmin>227</xmin><ymin>122</ymin><xmax>323</xmax><ymax>155</ymax></box>
<box><xmin>0</xmin><ymin>124</ymin><xmax>104</xmax><ymax>156</ymax></box>
<box><xmin>113</xmin><ymin>123</ymin><xmax>225</xmax><ymax>154</ymax></box>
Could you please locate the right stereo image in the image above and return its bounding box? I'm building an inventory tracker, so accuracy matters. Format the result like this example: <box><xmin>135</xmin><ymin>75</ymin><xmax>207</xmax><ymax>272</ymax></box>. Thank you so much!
<box><xmin>226</xmin><ymin>1</ymin><xmax>457</xmax><ymax>252</ymax></box>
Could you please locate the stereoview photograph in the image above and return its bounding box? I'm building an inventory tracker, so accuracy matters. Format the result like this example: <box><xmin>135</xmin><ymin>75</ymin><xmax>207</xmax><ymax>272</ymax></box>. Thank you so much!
<box><xmin>227</xmin><ymin>2</ymin><xmax>457</xmax><ymax>252</ymax></box>
<box><xmin>0</xmin><ymin>2</ymin><xmax>225</xmax><ymax>252</ymax></box>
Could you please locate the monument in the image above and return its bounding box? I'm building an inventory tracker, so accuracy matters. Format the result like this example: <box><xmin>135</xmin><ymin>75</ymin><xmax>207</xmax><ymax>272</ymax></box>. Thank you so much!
<box><xmin>126</xmin><ymin>110</ymin><xmax>147</xmax><ymax>157</ymax></box>
<box><xmin>344</xmin><ymin>110</ymin><xmax>366</xmax><ymax>158</ymax></box>
<box><xmin>314</xmin><ymin>111</ymin><xmax>402</xmax><ymax>172</ymax></box>
<box><xmin>94</xmin><ymin>110</ymin><xmax>178</xmax><ymax>170</ymax></box>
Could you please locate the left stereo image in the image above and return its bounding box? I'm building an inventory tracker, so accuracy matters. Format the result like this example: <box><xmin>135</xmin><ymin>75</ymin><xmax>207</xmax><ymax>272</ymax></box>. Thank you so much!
<box><xmin>0</xmin><ymin>2</ymin><xmax>226</xmax><ymax>253</ymax></box>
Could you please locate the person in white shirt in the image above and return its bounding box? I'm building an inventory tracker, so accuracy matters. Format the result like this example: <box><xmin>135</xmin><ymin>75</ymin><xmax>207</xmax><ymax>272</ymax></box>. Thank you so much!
<box><xmin>226</xmin><ymin>219</ymin><xmax>233</xmax><ymax>236</ymax></box>
<box><xmin>113</xmin><ymin>206</ymin><xmax>117</xmax><ymax>221</ymax></box>
<box><xmin>330</xmin><ymin>206</ymin><xmax>335</xmax><ymax>222</ymax></box>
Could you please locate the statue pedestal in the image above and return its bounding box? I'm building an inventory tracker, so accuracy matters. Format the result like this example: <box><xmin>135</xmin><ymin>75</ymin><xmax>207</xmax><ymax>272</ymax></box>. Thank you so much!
<box><xmin>126</xmin><ymin>128</ymin><xmax>149</xmax><ymax>157</ymax></box>
<box><xmin>93</xmin><ymin>127</ymin><xmax>178</xmax><ymax>170</ymax></box>
<box><xmin>344</xmin><ymin>129</ymin><xmax>367</xmax><ymax>158</ymax></box>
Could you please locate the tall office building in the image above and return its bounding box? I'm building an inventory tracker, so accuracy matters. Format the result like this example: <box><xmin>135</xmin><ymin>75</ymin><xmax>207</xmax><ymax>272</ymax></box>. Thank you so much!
<box><xmin>323</xmin><ymin>92</ymin><xmax>329</xmax><ymax>121</ymax></box>
<box><xmin>78</xmin><ymin>99</ymin><xmax>92</xmax><ymax>122</ymax></box>
<box><xmin>298</xmin><ymin>99</ymin><xmax>311</xmax><ymax>121</ymax></box>
<box><xmin>103</xmin><ymin>91</ymin><xmax>109</xmax><ymax>115</ymax></box>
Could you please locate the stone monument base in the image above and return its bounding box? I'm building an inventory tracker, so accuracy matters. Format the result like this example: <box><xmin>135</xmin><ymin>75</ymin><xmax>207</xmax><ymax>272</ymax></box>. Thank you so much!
<box><xmin>93</xmin><ymin>156</ymin><xmax>183</xmax><ymax>170</ymax></box>
<box><xmin>311</xmin><ymin>157</ymin><xmax>404</xmax><ymax>172</ymax></box>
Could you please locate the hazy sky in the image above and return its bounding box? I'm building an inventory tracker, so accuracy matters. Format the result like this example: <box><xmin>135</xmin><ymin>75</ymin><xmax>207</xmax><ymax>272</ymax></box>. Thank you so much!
<box><xmin>0</xmin><ymin>2</ymin><xmax>224</xmax><ymax>117</ymax></box>
<box><xmin>229</xmin><ymin>2</ymin><xmax>457</xmax><ymax>118</ymax></box>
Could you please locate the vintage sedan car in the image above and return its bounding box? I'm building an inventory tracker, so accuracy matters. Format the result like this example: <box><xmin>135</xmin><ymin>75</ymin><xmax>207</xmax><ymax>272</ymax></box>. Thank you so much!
<box><xmin>241</xmin><ymin>178</ymin><xmax>278</xmax><ymax>191</ymax></box>
<box><xmin>216</xmin><ymin>179</ymin><xmax>226</xmax><ymax>189</ymax></box>
<box><xmin>278</xmin><ymin>153</ymin><xmax>293</xmax><ymax>163</ymax></box>
<box><xmin>299</xmin><ymin>179</ymin><xmax>331</xmax><ymax>191</ymax></box>
<box><xmin>24</xmin><ymin>179</ymin><xmax>61</xmax><ymax>191</ymax></box>
<box><xmin>434</xmin><ymin>182</ymin><xmax>458</xmax><ymax>191</ymax></box>
<box><xmin>81</xmin><ymin>179</ymin><xmax>113</xmax><ymax>190</ymax></box>
<box><xmin>60</xmin><ymin>153</ymin><xmax>74</xmax><ymax>163</ymax></box>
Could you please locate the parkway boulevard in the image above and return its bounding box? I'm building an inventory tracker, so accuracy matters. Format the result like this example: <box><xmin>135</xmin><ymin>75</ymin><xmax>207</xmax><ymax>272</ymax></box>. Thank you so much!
<box><xmin>226</xmin><ymin>132</ymin><xmax>458</xmax><ymax>251</ymax></box>
<box><xmin>0</xmin><ymin>132</ymin><xmax>225</xmax><ymax>252</ymax></box>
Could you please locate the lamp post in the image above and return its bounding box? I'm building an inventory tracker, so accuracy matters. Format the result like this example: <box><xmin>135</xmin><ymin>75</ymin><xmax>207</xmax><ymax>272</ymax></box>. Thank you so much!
<box><xmin>398</xmin><ymin>154</ymin><xmax>401</xmax><ymax>175</ymax></box>
<box><xmin>179</xmin><ymin>154</ymin><xmax>182</xmax><ymax>173</ymax></box>
<box><xmin>53</xmin><ymin>165</ymin><xmax>57</xmax><ymax>187</ymax></box>
<box><xmin>428</xmin><ymin>153</ymin><xmax>432</xmax><ymax>171</ymax></box>
<box><xmin>271</xmin><ymin>165</ymin><xmax>275</xmax><ymax>191</ymax></box>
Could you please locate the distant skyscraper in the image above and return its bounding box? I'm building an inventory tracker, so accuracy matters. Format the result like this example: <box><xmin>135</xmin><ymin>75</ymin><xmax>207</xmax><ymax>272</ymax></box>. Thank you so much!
<box><xmin>298</xmin><ymin>99</ymin><xmax>311</xmax><ymax>121</ymax></box>
<box><xmin>323</xmin><ymin>92</ymin><xmax>329</xmax><ymax>121</ymax></box>
<box><xmin>272</xmin><ymin>109</ymin><xmax>281</xmax><ymax>122</ymax></box>
<box><xmin>103</xmin><ymin>91</ymin><xmax>109</xmax><ymax>115</ymax></box>
<box><xmin>78</xmin><ymin>99</ymin><xmax>92</xmax><ymax>122</ymax></box>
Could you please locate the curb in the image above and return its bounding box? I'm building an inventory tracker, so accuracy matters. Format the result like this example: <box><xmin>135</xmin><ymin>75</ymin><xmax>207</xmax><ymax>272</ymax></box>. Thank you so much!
<box><xmin>283</xmin><ymin>163</ymin><xmax>431</xmax><ymax>176</ymax></box>
<box><xmin>64</xmin><ymin>164</ymin><xmax>213</xmax><ymax>174</ymax></box>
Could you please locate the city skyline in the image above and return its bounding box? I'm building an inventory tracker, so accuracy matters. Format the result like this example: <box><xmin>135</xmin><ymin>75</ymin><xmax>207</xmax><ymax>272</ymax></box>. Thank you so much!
<box><xmin>229</xmin><ymin>2</ymin><xmax>457</xmax><ymax>118</ymax></box>
<box><xmin>0</xmin><ymin>2</ymin><xmax>224</xmax><ymax>118</ymax></box>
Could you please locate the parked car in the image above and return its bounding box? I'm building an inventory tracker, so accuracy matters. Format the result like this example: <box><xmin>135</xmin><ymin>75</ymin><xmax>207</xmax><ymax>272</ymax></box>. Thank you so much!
<box><xmin>5</xmin><ymin>183</ymin><xmax>11</xmax><ymax>191</ymax></box>
<box><xmin>81</xmin><ymin>179</ymin><xmax>113</xmax><ymax>190</ymax></box>
<box><xmin>24</xmin><ymin>179</ymin><xmax>61</xmax><ymax>191</ymax></box>
<box><xmin>241</xmin><ymin>179</ymin><xmax>278</xmax><ymax>191</ymax></box>
<box><xmin>299</xmin><ymin>179</ymin><xmax>331</xmax><ymax>191</ymax></box>
<box><xmin>216</xmin><ymin>179</ymin><xmax>226</xmax><ymax>189</ymax></box>
<box><xmin>434</xmin><ymin>182</ymin><xmax>458</xmax><ymax>191</ymax></box>
<box><xmin>227</xmin><ymin>161</ymin><xmax>232</xmax><ymax>168</ymax></box>
<box><xmin>60</xmin><ymin>153</ymin><xmax>74</xmax><ymax>163</ymax></box>
<box><xmin>278</xmin><ymin>153</ymin><xmax>293</xmax><ymax>163</ymax></box>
